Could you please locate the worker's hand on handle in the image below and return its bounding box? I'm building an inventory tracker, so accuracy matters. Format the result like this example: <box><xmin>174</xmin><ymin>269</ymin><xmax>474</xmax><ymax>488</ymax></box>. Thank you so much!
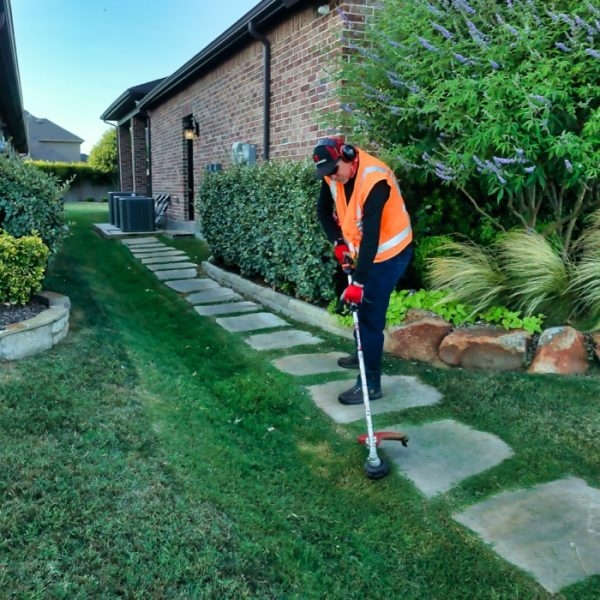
<box><xmin>333</xmin><ymin>239</ymin><xmax>350</xmax><ymax>267</ymax></box>
<box><xmin>341</xmin><ymin>282</ymin><xmax>364</xmax><ymax>305</ymax></box>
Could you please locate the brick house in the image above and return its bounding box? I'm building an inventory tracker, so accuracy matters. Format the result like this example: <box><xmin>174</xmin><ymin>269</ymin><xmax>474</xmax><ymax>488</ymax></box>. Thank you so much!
<box><xmin>101</xmin><ymin>0</ymin><xmax>375</xmax><ymax>232</ymax></box>
<box><xmin>0</xmin><ymin>0</ymin><xmax>27</xmax><ymax>154</ymax></box>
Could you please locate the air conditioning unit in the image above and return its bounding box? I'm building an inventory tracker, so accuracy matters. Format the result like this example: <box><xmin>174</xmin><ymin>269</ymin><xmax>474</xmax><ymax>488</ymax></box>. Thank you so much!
<box><xmin>231</xmin><ymin>142</ymin><xmax>257</xmax><ymax>166</ymax></box>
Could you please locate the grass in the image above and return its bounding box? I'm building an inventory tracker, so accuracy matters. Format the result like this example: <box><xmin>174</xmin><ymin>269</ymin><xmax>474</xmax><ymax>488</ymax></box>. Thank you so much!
<box><xmin>1</xmin><ymin>202</ymin><xmax>599</xmax><ymax>599</ymax></box>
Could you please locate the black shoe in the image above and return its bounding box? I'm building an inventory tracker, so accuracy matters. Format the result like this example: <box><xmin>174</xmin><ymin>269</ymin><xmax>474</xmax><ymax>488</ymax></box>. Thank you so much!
<box><xmin>338</xmin><ymin>384</ymin><xmax>383</xmax><ymax>405</ymax></box>
<box><xmin>337</xmin><ymin>354</ymin><xmax>359</xmax><ymax>369</ymax></box>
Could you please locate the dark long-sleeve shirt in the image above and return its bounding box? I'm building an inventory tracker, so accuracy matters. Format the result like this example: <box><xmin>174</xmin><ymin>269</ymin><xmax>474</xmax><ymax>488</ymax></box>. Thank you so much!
<box><xmin>317</xmin><ymin>177</ymin><xmax>390</xmax><ymax>284</ymax></box>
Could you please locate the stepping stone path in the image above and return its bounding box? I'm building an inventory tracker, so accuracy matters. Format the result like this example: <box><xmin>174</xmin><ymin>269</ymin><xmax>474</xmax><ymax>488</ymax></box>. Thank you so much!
<box><xmin>120</xmin><ymin>235</ymin><xmax>600</xmax><ymax>594</ymax></box>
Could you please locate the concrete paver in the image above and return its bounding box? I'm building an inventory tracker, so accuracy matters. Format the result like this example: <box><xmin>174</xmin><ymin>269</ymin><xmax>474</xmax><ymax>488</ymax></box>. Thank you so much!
<box><xmin>245</xmin><ymin>330</ymin><xmax>323</xmax><ymax>350</ymax></box>
<box><xmin>154</xmin><ymin>268</ymin><xmax>197</xmax><ymax>281</ymax></box>
<box><xmin>186</xmin><ymin>288</ymin><xmax>243</xmax><ymax>304</ymax></box>
<box><xmin>454</xmin><ymin>477</ymin><xmax>600</xmax><ymax>593</ymax></box>
<box><xmin>129</xmin><ymin>245</ymin><xmax>169</xmax><ymax>253</ymax></box>
<box><xmin>132</xmin><ymin>250</ymin><xmax>188</xmax><ymax>260</ymax></box>
<box><xmin>380</xmin><ymin>419</ymin><xmax>514</xmax><ymax>497</ymax></box>
<box><xmin>194</xmin><ymin>301</ymin><xmax>259</xmax><ymax>316</ymax></box>
<box><xmin>121</xmin><ymin>236</ymin><xmax>160</xmax><ymax>245</ymax></box>
<box><xmin>271</xmin><ymin>352</ymin><xmax>347</xmax><ymax>376</ymax></box>
<box><xmin>142</xmin><ymin>255</ymin><xmax>191</xmax><ymax>265</ymax></box>
<box><xmin>146</xmin><ymin>262</ymin><xmax>197</xmax><ymax>272</ymax></box>
<box><xmin>165</xmin><ymin>279</ymin><xmax>221</xmax><ymax>293</ymax></box>
<box><xmin>216</xmin><ymin>312</ymin><xmax>289</xmax><ymax>333</ymax></box>
<box><xmin>307</xmin><ymin>374</ymin><xmax>442</xmax><ymax>424</ymax></box>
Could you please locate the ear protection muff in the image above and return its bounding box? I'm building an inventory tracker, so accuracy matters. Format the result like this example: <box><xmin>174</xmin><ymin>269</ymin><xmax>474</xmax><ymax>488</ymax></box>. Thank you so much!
<box><xmin>317</xmin><ymin>137</ymin><xmax>356</xmax><ymax>162</ymax></box>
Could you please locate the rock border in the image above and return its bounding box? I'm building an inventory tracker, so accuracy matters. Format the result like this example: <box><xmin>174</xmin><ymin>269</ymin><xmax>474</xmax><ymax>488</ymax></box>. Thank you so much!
<box><xmin>0</xmin><ymin>291</ymin><xmax>70</xmax><ymax>361</ymax></box>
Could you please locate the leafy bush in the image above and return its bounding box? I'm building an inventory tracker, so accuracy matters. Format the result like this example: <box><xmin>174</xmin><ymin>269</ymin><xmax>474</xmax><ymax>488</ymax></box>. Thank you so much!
<box><xmin>197</xmin><ymin>160</ymin><xmax>335</xmax><ymax>304</ymax></box>
<box><xmin>0</xmin><ymin>153</ymin><xmax>67</xmax><ymax>254</ymax></box>
<box><xmin>0</xmin><ymin>232</ymin><xmax>49</xmax><ymax>305</ymax></box>
<box><xmin>338</xmin><ymin>0</ymin><xmax>600</xmax><ymax>253</ymax></box>
<box><xmin>329</xmin><ymin>287</ymin><xmax>544</xmax><ymax>334</ymax></box>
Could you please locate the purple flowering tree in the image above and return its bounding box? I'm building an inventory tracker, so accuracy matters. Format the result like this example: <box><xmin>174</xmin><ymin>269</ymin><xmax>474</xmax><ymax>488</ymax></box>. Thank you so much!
<box><xmin>339</xmin><ymin>0</ymin><xmax>600</xmax><ymax>254</ymax></box>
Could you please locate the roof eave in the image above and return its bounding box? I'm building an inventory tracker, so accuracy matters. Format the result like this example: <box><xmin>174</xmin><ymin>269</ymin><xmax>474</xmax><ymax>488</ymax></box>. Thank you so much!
<box><xmin>138</xmin><ymin>0</ymin><xmax>306</xmax><ymax>110</ymax></box>
<box><xmin>0</xmin><ymin>0</ymin><xmax>28</xmax><ymax>152</ymax></box>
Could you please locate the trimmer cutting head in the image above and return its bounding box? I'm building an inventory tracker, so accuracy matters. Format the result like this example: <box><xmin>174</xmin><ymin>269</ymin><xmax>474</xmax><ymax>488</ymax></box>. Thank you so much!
<box><xmin>357</xmin><ymin>431</ymin><xmax>409</xmax><ymax>448</ymax></box>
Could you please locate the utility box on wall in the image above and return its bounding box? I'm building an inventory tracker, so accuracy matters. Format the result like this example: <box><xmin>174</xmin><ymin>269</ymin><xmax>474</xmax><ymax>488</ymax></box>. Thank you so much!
<box><xmin>119</xmin><ymin>196</ymin><xmax>155</xmax><ymax>232</ymax></box>
<box><xmin>231</xmin><ymin>142</ymin><xmax>257</xmax><ymax>166</ymax></box>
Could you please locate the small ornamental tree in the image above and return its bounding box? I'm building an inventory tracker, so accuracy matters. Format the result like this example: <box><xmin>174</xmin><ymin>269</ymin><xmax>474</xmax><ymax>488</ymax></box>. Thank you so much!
<box><xmin>339</xmin><ymin>0</ymin><xmax>600</xmax><ymax>255</ymax></box>
<box><xmin>88</xmin><ymin>128</ymin><xmax>118</xmax><ymax>187</ymax></box>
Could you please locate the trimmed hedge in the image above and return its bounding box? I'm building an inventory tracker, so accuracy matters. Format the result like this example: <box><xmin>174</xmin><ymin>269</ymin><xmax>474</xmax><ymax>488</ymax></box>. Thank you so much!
<box><xmin>27</xmin><ymin>160</ymin><xmax>114</xmax><ymax>186</ymax></box>
<box><xmin>197</xmin><ymin>160</ymin><xmax>336</xmax><ymax>304</ymax></box>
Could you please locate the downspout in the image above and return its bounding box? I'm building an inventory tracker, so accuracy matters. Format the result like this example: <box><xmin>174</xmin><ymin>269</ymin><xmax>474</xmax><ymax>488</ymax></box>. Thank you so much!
<box><xmin>102</xmin><ymin>119</ymin><xmax>121</xmax><ymax>191</ymax></box>
<box><xmin>248</xmin><ymin>21</ymin><xmax>270</xmax><ymax>161</ymax></box>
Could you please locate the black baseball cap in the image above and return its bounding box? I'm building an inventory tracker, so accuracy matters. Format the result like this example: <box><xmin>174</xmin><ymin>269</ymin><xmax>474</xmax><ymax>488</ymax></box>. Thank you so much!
<box><xmin>312</xmin><ymin>143</ymin><xmax>339</xmax><ymax>177</ymax></box>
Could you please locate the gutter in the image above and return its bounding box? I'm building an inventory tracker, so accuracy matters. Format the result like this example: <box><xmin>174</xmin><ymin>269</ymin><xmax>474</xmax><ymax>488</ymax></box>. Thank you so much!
<box><xmin>248</xmin><ymin>21</ymin><xmax>271</xmax><ymax>161</ymax></box>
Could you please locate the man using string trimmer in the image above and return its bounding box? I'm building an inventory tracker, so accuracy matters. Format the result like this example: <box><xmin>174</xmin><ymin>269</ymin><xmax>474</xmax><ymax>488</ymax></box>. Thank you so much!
<box><xmin>313</xmin><ymin>136</ymin><xmax>414</xmax><ymax>405</ymax></box>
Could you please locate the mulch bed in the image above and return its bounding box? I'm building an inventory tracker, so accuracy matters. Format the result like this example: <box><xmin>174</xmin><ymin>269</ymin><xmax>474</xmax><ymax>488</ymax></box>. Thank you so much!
<box><xmin>0</xmin><ymin>299</ymin><xmax>47</xmax><ymax>330</ymax></box>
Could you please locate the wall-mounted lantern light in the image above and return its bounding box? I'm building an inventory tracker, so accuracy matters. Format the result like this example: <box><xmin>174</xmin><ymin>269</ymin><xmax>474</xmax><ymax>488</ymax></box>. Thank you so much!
<box><xmin>182</xmin><ymin>114</ymin><xmax>199</xmax><ymax>140</ymax></box>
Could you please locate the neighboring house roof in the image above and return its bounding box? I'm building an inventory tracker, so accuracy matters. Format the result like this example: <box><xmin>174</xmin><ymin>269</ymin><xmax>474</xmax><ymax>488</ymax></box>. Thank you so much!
<box><xmin>100</xmin><ymin>78</ymin><xmax>165</xmax><ymax>124</ymax></box>
<box><xmin>138</xmin><ymin>0</ymin><xmax>306</xmax><ymax>110</ymax></box>
<box><xmin>24</xmin><ymin>111</ymin><xmax>83</xmax><ymax>161</ymax></box>
<box><xmin>0</xmin><ymin>0</ymin><xmax>27</xmax><ymax>152</ymax></box>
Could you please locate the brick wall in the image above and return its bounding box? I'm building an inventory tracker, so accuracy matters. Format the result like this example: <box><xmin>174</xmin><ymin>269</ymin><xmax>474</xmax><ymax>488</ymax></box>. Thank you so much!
<box><xmin>118</xmin><ymin>125</ymin><xmax>133</xmax><ymax>192</ymax></box>
<box><xmin>131</xmin><ymin>116</ymin><xmax>148</xmax><ymax>193</ymax></box>
<box><xmin>146</xmin><ymin>0</ymin><xmax>375</xmax><ymax>224</ymax></box>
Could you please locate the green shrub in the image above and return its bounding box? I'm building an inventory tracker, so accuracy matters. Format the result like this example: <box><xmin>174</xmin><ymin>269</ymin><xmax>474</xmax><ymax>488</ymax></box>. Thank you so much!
<box><xmin>0</xmin><ymin>154</ymin><xmax>67</xmax><ymax>254</ymax></box>
<box><xmin>197</xmin><ymin>160</ymin><xmax>335</xmax><ymax>304</ymax></box>
<box><xmin>0</xmin><ymin>232</ymin><xmax>49</xmax><ymax>305</ymax></box>
<box><xmin>329</xmin><ymin>287</ymin><xmax>544</xmax><ymax>334</ymax></box>
<box><xmin>338</xmin><ymin>0</ymin><xmax>600</xmax><ymax>253</ymax></box>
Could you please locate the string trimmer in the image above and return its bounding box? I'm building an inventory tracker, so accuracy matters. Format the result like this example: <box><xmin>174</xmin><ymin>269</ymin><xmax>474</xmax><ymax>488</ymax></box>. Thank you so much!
<box><xmin>342</xmin><ymin>270</ymin><xmax>409</xmax><ymax>479</ymax></box>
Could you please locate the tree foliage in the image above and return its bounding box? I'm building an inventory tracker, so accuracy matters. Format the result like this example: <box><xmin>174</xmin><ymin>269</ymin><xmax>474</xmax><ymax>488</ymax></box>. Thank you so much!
<box><xmin>88</xmin><ymin>128</ymin><xmax>118</xmax><ymax>186</ymax></box>
<box><xmin>339</xmin><ymin>0</ymin><xmax>600</xmax><ymax>254</ymax></box>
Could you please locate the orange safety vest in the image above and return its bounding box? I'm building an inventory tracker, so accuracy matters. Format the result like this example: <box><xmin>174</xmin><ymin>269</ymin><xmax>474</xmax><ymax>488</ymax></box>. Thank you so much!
<box><xmin>325</xmin><ymin>150</ymin><xmax>412</xmax><ymax>262</ymax></box>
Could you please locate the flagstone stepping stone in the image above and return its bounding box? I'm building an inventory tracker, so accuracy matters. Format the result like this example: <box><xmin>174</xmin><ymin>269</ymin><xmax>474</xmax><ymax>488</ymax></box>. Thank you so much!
<box><xmin>146</xmin><ymin>262</ymin><xmax>197</xmax><ymax>272</ymax></box>
<box><xmin>128</xmin><ymin>244</ymin><xmax>168</xmax><ymax>252</ymax></box>
<box><xmin>194</xmin><ymin>301</ymin><xmax>259</xmax><ymax>316</ymax></box>
<box><xmin>245</xmin><ymin>330</ymin><xmax>324</xmax><ymax>350</ymax></box>
<box><xmin>215</xmin><ymin>312</ymin><xmax>289</xmax><ymax>333</ymax></box>
<box><xmin>186</xmin><ymin>288</ymin><xmax>243</xmax><ymax>304</ymax></box>
<box><xmin>453</xmin><ymin>477</ymin><xmax>600</xmax><ymax>593</ymax></box>
<box><xmin>271</xmin><ymin>352</ymin><xmax>348</xmax><ymax>376</ymax></box>
<box><xmin>165</xmin><ymin>279</ymin><xmax>221</xmax><ymax>293</ymax></box>
<box><xmin>132</xmin><ymin>249</ymin><xmax>187</xmax><ymax>259</ymax></box>
<box><xmin>122</xmin><ymin>237</ymin><xmax>160</xmax><ymax>245</ymax></box>
<box><xmin>154</xmin><ymin>268</ymin><xmax>197</xmax><ymax>281</ymax></box>
<box><xmin>379</xmin><ymin>419</ymin><xmax>513</xmax><ymax>497</ymax></box>
<box><xmin>142</xmin><ymin>255</ymin><xmax>191</xmax><ymax>265</ymax></box>
<box><xmin>307</xmin><ymin>375</ymin><xmax>442</xmax><ymax>425</ymax></box>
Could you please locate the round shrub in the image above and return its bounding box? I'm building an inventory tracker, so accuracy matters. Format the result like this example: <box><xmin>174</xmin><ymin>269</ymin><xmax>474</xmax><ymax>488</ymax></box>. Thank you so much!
<box><xmin>0</xmin><ymin>153</ymin><xmax>67</xmax><ymax>254</ymax></box>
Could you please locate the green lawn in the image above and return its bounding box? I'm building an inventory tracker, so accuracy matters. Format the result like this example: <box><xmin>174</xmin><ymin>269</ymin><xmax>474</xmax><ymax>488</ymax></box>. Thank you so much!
<box><xmin>0</xmin><ymin>202</ymin><xmax>598</xmax><ymax>599</ymax></box>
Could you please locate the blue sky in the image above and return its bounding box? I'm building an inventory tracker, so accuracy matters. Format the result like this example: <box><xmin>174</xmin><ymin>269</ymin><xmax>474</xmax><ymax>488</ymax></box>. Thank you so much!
<box><xmin>11</xmin><ymin>0</ymin><xmax>259</xmax><ymax>154</ymax></box>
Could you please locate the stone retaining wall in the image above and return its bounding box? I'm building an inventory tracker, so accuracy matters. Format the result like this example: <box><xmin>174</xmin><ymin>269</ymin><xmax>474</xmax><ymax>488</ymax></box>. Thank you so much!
<box><xmin>0</xmin><ymin>291</ymin><xmax>70</xmax><ymax>361</ymax></box>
